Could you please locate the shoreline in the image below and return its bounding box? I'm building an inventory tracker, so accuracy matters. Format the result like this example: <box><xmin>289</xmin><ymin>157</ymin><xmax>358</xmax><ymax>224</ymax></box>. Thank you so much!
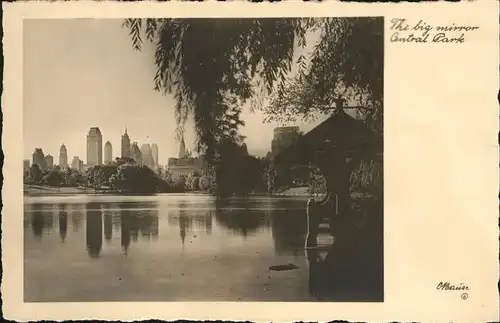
<box><xmin>23</xmin><ymin>185</ymin><xmax>317</xmax><ymax>198</ymax></box>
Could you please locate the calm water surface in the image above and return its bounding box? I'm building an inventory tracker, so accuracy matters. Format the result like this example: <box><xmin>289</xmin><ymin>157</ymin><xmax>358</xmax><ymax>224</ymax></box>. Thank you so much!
<box><xmin>24</xmin><ymin>194</ymin><xmax>316</xmax><ymax>302</ymax></box>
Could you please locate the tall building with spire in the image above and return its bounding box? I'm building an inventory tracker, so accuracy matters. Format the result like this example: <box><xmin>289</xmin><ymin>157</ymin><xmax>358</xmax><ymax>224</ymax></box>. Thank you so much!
<box><xmin>167</xmin><ymin>136</ymin><xmax>205</xmax><ymax>180</ymax></box>
<box><xmin>59</xmin><ymin>144</ymin><xmax>68</xmax><ymax>168</ymax></box>
<box><xmin>104</xmin><ymin>141</ymin><xmax>113</xmax><ymax>164</ymax></box>
<box><xmin>86</xmin><ymin>127</ymin><xmax>103</xmax><ymax>166</ymax></box>
<box><xmin>121</xmin><ymin>128</ymin><xmax>131</xmax><ymax>158</ymax></box>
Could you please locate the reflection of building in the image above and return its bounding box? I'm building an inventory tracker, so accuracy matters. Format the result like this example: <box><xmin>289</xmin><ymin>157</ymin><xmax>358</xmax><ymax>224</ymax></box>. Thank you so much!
<box><xmin>71</xmin><ymin>156</ymin><xmax>83</xmax><ymax>172</ymax></box>
<box><xmin>58</xmin><ymin>205</ymin><xmax>68</xmax><ymax>242</ymax></box>
<box><xmin>121</xmin><ymin>128</ymin><xmax>131</xmax><ymax>158</ymax></box>
<box><xmin>23</xmin><ymin>159</ymin><xmax>30</xmax><ymax>172</ymax></box>
<box><xmin>121</xmin><ymin>209</ymin><xmax>131</xmax><ymax>254</ymax></box>
<box><xmin>86</xmin><ymin>127</ymin><xmax>103</xmax><ymax>166</ymax></box>
<box><xmin>167</xmin><ymin>137</ymin><xmax>205</xmax><ymax>180</ymax></box>
<box><xmin>104</xmin><ymin>212</ymin><xmax>112</xmax><ymax>243</ymax></box>
<box><xmin>271</xmin><ymin>126</ymin><xmax>300</xmax><ymax>156</ymax></box>
<box><xmin>32</xmin><ymin>148</ymin><xmax>47</xmax><ymax>171</ymax></box>
<box><xmin>85</xmin><ymin>203</ymin><xmax>103</xmax><ymax>259</ymax></box>
<box><xmin>104</xmin><ymin>141</ymin><xmax>113</xmax><ymax>164</ymax></box>
<box><xmin>44</xmin><ymin>154</ymin><xmax>54</xmax><ymax>169</ymax></box>
<box><xmin>131</xmin><ymin>142</ymin><xmax>142</xmax><ymax>164</ymax></box>
<box><xmin>59</xmin><ymin>144</ymin><xmax>68</xmax><ymax>168</ymax></box>
<box><xmin>151</xmin><ymin>143</ymin><xmax>159</xmax><ymax>169</ymax></box>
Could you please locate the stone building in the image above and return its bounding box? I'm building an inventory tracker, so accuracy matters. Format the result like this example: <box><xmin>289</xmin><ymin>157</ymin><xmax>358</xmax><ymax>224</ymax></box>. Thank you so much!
<box><xmin>59</xmin><ymin>144</ymin><xmax>68</xmax><ymax>168</ymax></box>
<box><xmin>167</xmin><ymin>137</ymin><xmax>205</xmax><ymax>180</ymax></box>
<box><xmin>271</xmin><ymin>126</ymin><xmax>301</xmax><ymax>157</ymax></box>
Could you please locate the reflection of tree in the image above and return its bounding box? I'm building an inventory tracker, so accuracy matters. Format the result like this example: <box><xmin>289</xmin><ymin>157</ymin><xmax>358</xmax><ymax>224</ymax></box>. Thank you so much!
<box><xmin>214</xmin><ymin>199</ymin><xmax>268</xmax><ymax>237</ymax></box>
<box><xmin>86</xmin><ymin>202</ymin><xmax>103</xmax><ymax>259</ymax></box>
<box><xmin>270</xmin><ymin>210</ymin><xmax>306</xmax><ymax>257</ymax></box>
<box><xmin>178</xmin><ymin>209</ymin><xmax>192</xmax><ymax>247</ymax></box>
<box><xmin>58</xmin><ymin>204</ymin><xmax>68</xmax><ymax>243</ymax></box>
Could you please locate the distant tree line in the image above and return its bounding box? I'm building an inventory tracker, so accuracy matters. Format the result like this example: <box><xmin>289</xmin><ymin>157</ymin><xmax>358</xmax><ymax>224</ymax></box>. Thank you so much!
<box><xmin>24</xmin><ymin>153</ymin><xmax>325</xmax><ymax>196</ymax></box>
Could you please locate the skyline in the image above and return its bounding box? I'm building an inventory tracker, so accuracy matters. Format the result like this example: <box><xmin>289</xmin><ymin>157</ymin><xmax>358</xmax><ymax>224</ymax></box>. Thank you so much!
<box><xmin>23</xmin><ymin>19</ymin><xmax>324</xmax><ymax>163</ymax></box>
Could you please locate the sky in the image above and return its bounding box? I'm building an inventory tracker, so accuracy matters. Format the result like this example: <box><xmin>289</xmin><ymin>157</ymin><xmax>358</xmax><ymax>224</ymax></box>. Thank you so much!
<box><xmin>23</xmin><ymin>19</ymin><xmax>323</xmax><ymax>165</ymax></box>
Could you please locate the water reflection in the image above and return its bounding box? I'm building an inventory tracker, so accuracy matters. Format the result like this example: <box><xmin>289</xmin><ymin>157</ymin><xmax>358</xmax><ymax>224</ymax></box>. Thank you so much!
<box><xmin>103</xmin><ymin>209</ymin><xmax>112</xmax><ymax>243</ymax></box>
<box><xmin>213</xmin><ymin>198</ymin><xmax>269</xmax><ymax>238</ymax></box>
<box><xmin>120</xmin><ymin>204</ymin><xmax>131</xmax><ymax>254</ymax></box>
<box><xmin>306</xmin><ymin>243</ymin><xmax>383</xmax><ymax>302</ymax></box>
<box><xmin>26</xmin><ymin>197</ymin><xmax>308</xmax><ymax>259</ymax></box>
<box><xmin>58</xmin><ymin>204</ymin><xmax>68</xmax><ymax>242</ymax></box>
<box><xmin>31</xmin><ymin>204</ymin><xmax>44</xmax><ymax>239</ymax></box>
<box><xmin>86</xmin><ymin>203</ymin><xmax>103</xmax><ymax>258</ymax></box>
<box><xmin>271</xmin><ymin>211</ymin><xmax>306</xmax><ymax>257</ymax></box>
<box><xmin>25</xmin><ymin>195</ymin><xmax>383</xmax><ymax>302</ymax></box>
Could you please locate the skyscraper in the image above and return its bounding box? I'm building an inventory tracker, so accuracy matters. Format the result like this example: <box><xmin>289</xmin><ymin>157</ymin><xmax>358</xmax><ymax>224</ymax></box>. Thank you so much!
<box><xmin>59</xmin><ymin>144</ymin><xmax>68</xmax><ymax>168</ymax></box>
<box><xmin>104</xmin><ymin>141</ymin><xmax>113</xmax><ymax>164</ymax></box>
<box><xmin>45</xmin><ymin>155</ymin><xmax>54</xmax><ymax>169</ymax></box>
<box><xmin>141</xmin><ymin>143</ymin><xmax>154</xmax><ymax>169</ymax></box>
<box><xmin>86</xmin><ymin>127</ymin><xmax>103</xmax><ymax>166</ymax></box>
<box><xmin>71</xmin><ymin>156</ymin><xmax>83</xmax><ymax>172</ymax></box>
<box><xmin>32</xmin><ymin>148</ymin><xmax>47</xmax><ymax>171</ymax></box>
<box><xmin>121</xmin><ymin>128</ymin><xmax>131</xmax><ymax>158</ymax></box>
<box><xmin>131</xmin><ymin>142</ymin><xmax>142</xmax><ymax>165</ymax></box>
<box><xmin>151</xmin><ymin>143</ymin><xmax>159</xmax><ymax>169</ymax></box>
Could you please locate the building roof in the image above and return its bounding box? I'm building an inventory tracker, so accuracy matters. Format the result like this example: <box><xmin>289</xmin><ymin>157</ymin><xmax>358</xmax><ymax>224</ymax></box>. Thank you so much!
<box><xmin>273</xmin><ymin>109</ymin><xmax>382</xmax><ymax>166</ymax></box>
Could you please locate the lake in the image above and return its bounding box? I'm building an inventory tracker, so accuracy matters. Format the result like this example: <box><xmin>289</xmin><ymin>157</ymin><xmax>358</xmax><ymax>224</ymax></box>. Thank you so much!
<box><xmin>24</xmin><ymin>194</ymin><xmax>324</xmax><ymax>302</ymax></box>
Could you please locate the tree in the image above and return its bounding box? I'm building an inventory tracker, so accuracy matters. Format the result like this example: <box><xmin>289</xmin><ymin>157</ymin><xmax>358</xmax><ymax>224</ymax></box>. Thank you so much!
<box><xmin>186</xmin><ymin>172</ymin><xmax>201</xmax><ymax>191</ymax></box>
<box><xmin>109</xmin><ymin>164</ymin><xmax>160</xmax><ymax>193</ymax></box>
<box><xmin>125</xmin><ymin>18</ymin><xmax>316</xmax><ymax>162</ymax></box>
<box><xmin>262</xmin><ymin>18</ymin><xmax>384</xmax><ymax>198</ymax></box>
<box><xmin>125</xmin><ymin>18</ymin><xmax>383</xmax><ymax>198</ymax></box>
<box><xmin>41</xmin><ymin>170</ymin><xmax>65</xmax><ymax>187</ymax></box>
<box><xmin>172</xmin><ymin>176</ymin><xmax>186</xmax><ymax>193</ymax></box>
<box><xmin>85</xmin><ymin>164</ymin><xmax>119</xmax><ymax>188</ymax></box>
<box><xmin>29</xmin><ymin>164</ymin><xmax>42</xmax><ymax>184</ymax></box>
<box><xmin>114</xmin><ymin>157</ymin><xmax>136</xmax><ymax>166</ymax></box>
<box><xmin>263</xmin><ymin>17</ymin><xmax>382</xmax><ymax>131</ymax></box>
<box><xmin>307</xmin><ymin>168</ymin><xmax>327</xmax><ymax>195</ymax></box>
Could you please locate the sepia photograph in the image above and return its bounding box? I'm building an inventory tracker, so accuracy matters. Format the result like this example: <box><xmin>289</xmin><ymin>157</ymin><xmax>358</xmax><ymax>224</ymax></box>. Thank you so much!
<box><xmin>1</xmin><ymin>1</ymin><xmax>498</xmax><ymax>321</ymax></box>
<box><xmin>22</xmin><ymin>16</ymin><xmax>384</xmax><ymax>303</ymax></box>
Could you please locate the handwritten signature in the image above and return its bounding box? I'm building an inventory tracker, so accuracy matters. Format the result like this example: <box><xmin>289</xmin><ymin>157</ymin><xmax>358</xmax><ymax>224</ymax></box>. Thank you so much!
<box><xmin>436</xmin><ymin>281</ymin><xmax>470</xmax><ymax>291</ymax></box>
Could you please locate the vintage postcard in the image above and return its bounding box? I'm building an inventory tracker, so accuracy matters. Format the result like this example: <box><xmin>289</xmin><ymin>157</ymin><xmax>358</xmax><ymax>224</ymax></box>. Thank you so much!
<box><xmin>1</xmin><ymin>1</ymin><xmax>499</xmax><ymax>322</ymax></box>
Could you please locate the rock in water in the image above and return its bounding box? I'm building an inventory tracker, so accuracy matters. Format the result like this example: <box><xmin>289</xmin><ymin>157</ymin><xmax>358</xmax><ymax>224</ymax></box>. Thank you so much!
<box><xmin>269</xmin><ymin>263</ymin><xmax>298</xmax><ymax>271</ymax></box>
